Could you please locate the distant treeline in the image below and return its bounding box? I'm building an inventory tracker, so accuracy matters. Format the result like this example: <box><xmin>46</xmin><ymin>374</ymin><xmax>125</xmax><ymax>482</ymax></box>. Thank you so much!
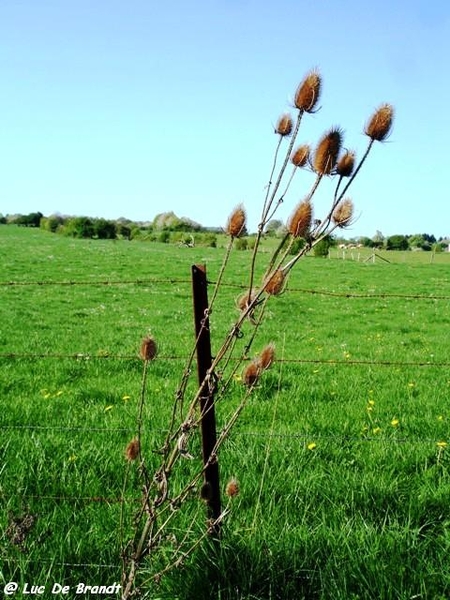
<box><xmin>1</xmin><ymin>211</ymin><xmax>448</xmax><ymax>252</ymax></box>
<box><xmin>0</xmin><ymin>211</ymin><xmax>221</xmax><ymax>248</ymax></box>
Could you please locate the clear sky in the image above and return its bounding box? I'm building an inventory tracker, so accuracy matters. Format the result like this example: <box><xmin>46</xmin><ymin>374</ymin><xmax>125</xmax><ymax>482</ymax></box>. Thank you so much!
<box><xmin>1</xmin><ymin>0</ymin><xmax>449</xmax><ymax>238</ymax></box>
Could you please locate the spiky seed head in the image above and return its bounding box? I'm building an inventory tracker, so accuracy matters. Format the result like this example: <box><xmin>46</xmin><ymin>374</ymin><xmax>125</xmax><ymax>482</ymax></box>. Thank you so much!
<box><xmin>332</xmin><ymin>198</ymin><xmax>354</xmax><ymax>228</ymax></box>
<box><xmin>125</xmin><ymin>438</ymin><xmax>140</xmax><ymax>461</ymax></box>
<box><xmin>313</xmin><ymin>127</ymin><xmax>343</xmax><ymax>175</ymax></box>
<box><xmin>225</xmin><ymin>478</ymin><xmax>240</xmax><ymax>498</ymax></box>
<box><xmin>287</xmin><ymin>199</ymin><xmax>312</xmax><ymax>238</ymax></box>
<box><xmin>264</xmin><ymin>269</ymin><xmax>285</xmax><ymax>296</ymax></box>
<box><xmin>365</xmin><ymin>103</ymin><xmax>394</xmax><ymax>141</ymax></box>
<box><xmin>294</xmin><ymin>70</ymin><xmax>322</xmax><ymax>113</ymax></box>
<box><xmin>140</xmin><ymin>336</ymin><xmax>157</xmax><ymax>361</ymax></box>
<box><xmin>237</xmin><ymin>290</ymin><xmax>256</xmax><ymax>311</ymax></box>
<box><xmin>258</xmin><ymin>343</ymin><xmax>275</xmax><ymax>370</ymax></box>
<box><xmin>226</xmin><ymin>205</ymin><xmax>246</xmax><ymax>238</ymax></box>
<box><xmin>275</xmin><ymin>113</ymin><xmax>293</xmax><ymax>137</ymax></box>
<box><xmin>242</xmin><ymin>361</ymin><xmax>260</xmax><ymax>387</ymax></box>
<box><xmin>336</xmin><ymin>150</ymin><xmax>355</xmax><ymax>177</ymax></box>
<box><xmin>291</xmin><ymin>144</ymin><xmax>310</xmax><ymax>167</ymax></box>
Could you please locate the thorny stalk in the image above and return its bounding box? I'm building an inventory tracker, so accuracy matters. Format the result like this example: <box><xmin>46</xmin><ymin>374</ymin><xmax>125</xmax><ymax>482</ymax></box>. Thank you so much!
<box><xmin>248</xmin><ymin>109</ymin><xmax>304</xmax><ymax>299</ymax></box>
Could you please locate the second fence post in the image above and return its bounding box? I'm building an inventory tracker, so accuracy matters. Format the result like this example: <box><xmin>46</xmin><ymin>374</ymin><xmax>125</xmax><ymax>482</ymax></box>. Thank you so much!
<box><xmin>191</xmin><ymin>264</ymin><xmax>221</xmax><ymax>530</ymax></box>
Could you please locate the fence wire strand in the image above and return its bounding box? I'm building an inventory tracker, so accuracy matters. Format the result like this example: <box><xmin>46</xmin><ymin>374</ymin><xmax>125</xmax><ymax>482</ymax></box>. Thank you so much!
<box><xmin>2</xmin><ymin>276</ymin><xmax>450</xmax><ymax>300</ymax></box>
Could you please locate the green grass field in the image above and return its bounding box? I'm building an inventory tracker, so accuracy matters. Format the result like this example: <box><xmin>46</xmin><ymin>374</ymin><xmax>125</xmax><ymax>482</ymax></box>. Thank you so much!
<box><xmin>1</xmin><ymin>225</ymin><xmax>450</xmax><ymax>599</ymax></box>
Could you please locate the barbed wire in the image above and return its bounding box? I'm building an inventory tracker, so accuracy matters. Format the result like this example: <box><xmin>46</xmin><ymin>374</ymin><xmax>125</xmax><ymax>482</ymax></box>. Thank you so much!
<box><xmin>1</xmin><ymin>277</ymin><xmax>450</xmax><ymax>300</ymax></box>
<box><xmin>1</xmin><ymin>352</ymin><xmax>448</xmax><ymax>368</ymax></box>
<box><xmin>0</xmin><ymin>558</ymin><xmax>121</xmax><ymax>570</ymax></box>
<box><xmin>1</xmin><ymin>424</ymin><xmax>444</xmax><ymax>445</ymax></box>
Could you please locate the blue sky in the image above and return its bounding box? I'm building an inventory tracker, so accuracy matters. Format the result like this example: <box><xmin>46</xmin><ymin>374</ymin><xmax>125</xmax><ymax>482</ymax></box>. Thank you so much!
<box><xmin>1</xmin><ymin>0</ymin><xmax>449</xmax><ymax>238</ymax></box>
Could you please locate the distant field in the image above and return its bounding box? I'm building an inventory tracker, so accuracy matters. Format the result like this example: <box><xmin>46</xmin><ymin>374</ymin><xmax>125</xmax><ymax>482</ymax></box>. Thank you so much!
<box><xmin>1</xmin><ymin>225</ymin><xmax>450</xmax><ymax>599</ymax></box>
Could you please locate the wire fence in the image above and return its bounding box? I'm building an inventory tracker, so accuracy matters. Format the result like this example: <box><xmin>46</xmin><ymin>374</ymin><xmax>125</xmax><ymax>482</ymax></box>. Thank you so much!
<box><xmin>2</xmin><ymin>274</ymin><xmax>450</xmax><ymax>579</ymax></box>
<box><xmin>2</xmin><ymin>276</ymin><xmax>450</xmax><ymax>300</ymax></box>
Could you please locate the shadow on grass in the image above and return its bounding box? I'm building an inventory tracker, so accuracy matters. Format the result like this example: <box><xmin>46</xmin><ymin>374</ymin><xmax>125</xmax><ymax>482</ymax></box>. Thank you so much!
<box><xmin>150</xmin><ymin>536</ymin><xmax>319</xmax><ymax>600</ymax></box>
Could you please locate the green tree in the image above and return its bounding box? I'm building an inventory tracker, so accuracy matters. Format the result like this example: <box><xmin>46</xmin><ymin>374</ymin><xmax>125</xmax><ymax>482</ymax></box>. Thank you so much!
<box><xmin>94</xmin><ymin>218</ymin><xmax>117</xmax><ymax>239</ymax></box>
<box><xmin>265</xmin><ymin>219</ymin><xmax>284</xmax><ymax>236</ymax></box>
<box><xmin>64</xmin><ymin>217</ymin><xmax>95</xmax><ymax>238</ymax></box>
<box><xmin>41</xmin><ymin>214</ymin><xmax>64</xmax><ymax>233</ymax></box>
<box><xmin>386</xmin><ymin>235</ymin><xmax>409</xmax><ymax>251</ymax></box>
<box><xmin>372</xmin><ymin>230</ymin><xmax>385</xmax><ymax>249</ymax></box>
<box><xmin>17</xmin><ymin>212</ymin><xmax>43</xmax><ymax>227</ymax></box>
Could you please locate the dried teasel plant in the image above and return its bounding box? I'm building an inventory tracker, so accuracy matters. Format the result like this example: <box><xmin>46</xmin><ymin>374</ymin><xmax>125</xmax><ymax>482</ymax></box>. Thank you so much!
<box><xmin>313</xmin><ymin>127</ymin><xmax>343</xmax><ymax>175</ymax></box>
<box><xmin>264</xmin><ymin>269</ymin><xmax>286</xmax><ymax>296</ymax></box>
<box><xmin>121</xmin><ymin>68</ymin><xmax>394</xmax><ymax>597</ymax></box>
<box><xmin>336</xmin><ymin>150</ymin><xmax>355</xmax><ymax>177</ymax></box>
<box><xmin>225</xmin><ymin>478</ymin><xmax>240</xmax><ymax>498</ymax></box>
<box><xmin>257</xmin><ymin>343</ymin><xmax>275</xmax><ymax>371</ymax></box>
<box><xmin>242</xmin><ymin>361</ymin><xmax>260</xmax><ymax>387</ymax></box>
<box><xmin>332</xmin><ymin>198</ymin><xmax>354</xmax><ymax>227</ymax></box>
<box><xmin>275</xmin><ymin>113</ymin><xmax>294</xmax><ymax>137</ymax></box>
<box><xmin>291</xmin><ymin>144</ymin><xmax>310</xmax><ymax>168</ymax></box>
<box><xmin>140</xmin><ymin>336</ymin><xmax>157</xmax><ymax>361</ymax></box>
<box><xmin>226</xmin><ymin>204</ymin><xmax>246</xmax><ymax>238</ymax></box>
<box><xmin>294</xmin><ymin>69</ymin><xmax>322</xmax><ymax>113</ymax></box>
<box><xmin>287</xmin><ymin>199</ymin><xmax>312</xmax><ymax>238</ymax></box>
<box><xmin>365</xmin><ymin>103</ymin><xmax>394</xmax><ymax>142</ymax></box>
<box><xmin>125</xmin><ymin>438</ymin><xmax>140</xmax><ymax>462</ymax></box>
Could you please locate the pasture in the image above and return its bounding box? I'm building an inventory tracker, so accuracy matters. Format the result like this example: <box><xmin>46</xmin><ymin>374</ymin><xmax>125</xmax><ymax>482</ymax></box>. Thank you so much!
<box><xmin>1</xmin><ymin>225</ymin><xmax>450</xmax><ymax>599</ymax></box>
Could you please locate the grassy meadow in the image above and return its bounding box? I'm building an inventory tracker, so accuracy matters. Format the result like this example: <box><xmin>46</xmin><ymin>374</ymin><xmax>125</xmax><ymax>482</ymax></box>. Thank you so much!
<box><xmin>1</xmin><ymin>225</ymin><xmax>450</xmax><ymax>599</ymax></box>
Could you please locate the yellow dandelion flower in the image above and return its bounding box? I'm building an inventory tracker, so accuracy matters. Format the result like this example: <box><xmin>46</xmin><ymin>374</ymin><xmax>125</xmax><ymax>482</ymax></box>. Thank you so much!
<box><xmin>307</xmin><ymin>442</ymin><xmax>317</xmax><ymax>451</ymax></box>
<box><xmin>122</xmin><ymin>395</ymin><xmax>131</xmax><ymax>401</ymax></box>
<box><xmin>368</xmin><ymin>399</ymin><xmax>375</xmax><ymax>406</ymax></box>
<box><xmin>55</xmin><ymin>390</ymin><xmax>64</xmax><ymax>397</ymax></box>
<box><xmin>408</xmin><ymin>382</ymin><xmax>415</xmax><ymax>388</ymax></box>
<box><xmin>372</xmin><ymin>427</ymin><xmax>382</xmax><ymax>435</ymax></box>
<box><xmin>104</xmin><ymin>405</ymin><xmax>113</xmax><ymax>412</ymax></box>
<box><xmin>68</xmin><ymin>454</ymin><xmax>77</xmax><ymax>462</ymax></box>
<box><xmin>43</xmin><ymin>392</ymin><xmax>51</xmax><ymax>399</ymax></box>
<box><xmin>437</xmin><ymin>415</ymin><xmax>444</xmax><ymax>421</ymax></box>
<box><xmin>437</xmin><ymin>441</ymin><xmax>447</xmax><ymax>448</ymax></box>
<box><xmin>391</xmin><ymin>418</ymin><xmax>399</xmax><ymax>427</ymax></box>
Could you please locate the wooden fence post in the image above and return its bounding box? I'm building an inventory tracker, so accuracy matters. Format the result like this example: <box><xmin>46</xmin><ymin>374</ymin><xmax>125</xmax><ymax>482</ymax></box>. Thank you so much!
<box><xmin>191</xmin><ymin>264</ymin><xmax>221</xmax><ymax>528</ymax></box>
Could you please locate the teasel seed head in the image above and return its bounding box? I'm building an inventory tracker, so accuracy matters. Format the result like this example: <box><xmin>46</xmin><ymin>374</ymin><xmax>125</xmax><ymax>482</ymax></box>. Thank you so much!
<box><xmin>336</xmin><ymin>150</ymin><xmax>355</xmax><ymax>177</ymax></box>
<box><xmin>258</xmin><ymin>343</ymin><xmax>275</xmax><ymax>371</ymax></box>
<box><xmin>332</xmin><ymin>198</ymin><xmax>354</xmax><ymax>228</ymax></box>
<box><xmin>226</xmin><ymin>204</ymin><xmax>246</xmax><ymax>238</ymax></box>
<box><xmin>365</xmin><ymin>103</ymin><xmax>394</xmax><ymax>142</ymax></box>
<box><xmin>275</xmin><ymin>113</ymin><xmax>293</xmax><ymax>137</ymax></box>
<box><xmin>237</xmin><ymin>289</ymin><xmax>256</xmax><ymax>311</ymax></box>
<box><xmin>294</xmin><ymin>69</ymin><xmax>322</xmax><ymax>113</ymax></box>
<box><xmin>125</xmin><ymin>438</ymin><xmax>140</xmax><ymax>461</ymax></box>
<box><xmin>140</xmin><ymin>336</ymin><xmax>157</xmax><ymax>361</ymax></box>
<box><xmin>287</xmin><ymin>199</ymin><xmax>312</xmax><ymax>238</ymax></box>
<box><xmin>225</xmin><ymin>478</ymin><xmax>240</xmax><ymax>498</ymax></box>
<box><xmin>242</xmin><ymin>361</ymin><xmax>260</xmax><ymax>387</ymax></box>
<box><xmin>291</xmin><ymin>144</ymin><xmax>310</xmax><ymax>168</ymax></box>
<box><xmin>264</xmin><ymin>269</ymin><xmax>286</xmax><ymax>296</ymax></box>
<box><xmin>313</xmin><ymin>127</ymin><xmax>343</xmax><ymax>175</ymax></box>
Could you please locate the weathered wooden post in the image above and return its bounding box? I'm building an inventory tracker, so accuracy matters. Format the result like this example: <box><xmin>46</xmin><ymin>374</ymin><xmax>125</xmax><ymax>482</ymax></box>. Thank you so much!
<box><xmin>191</xmin><ymin>264</ymin><xmax>221</xmax><ymax>528</ymax></box>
